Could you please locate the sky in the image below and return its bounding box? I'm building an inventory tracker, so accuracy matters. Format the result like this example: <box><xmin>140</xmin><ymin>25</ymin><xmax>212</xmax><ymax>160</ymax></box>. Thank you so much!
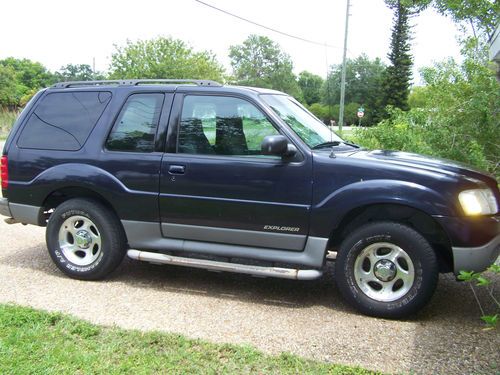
<box><xmin>0</xmin><ymin>0</ymin><xmax>463</xmax><ymax>83</ymax></box>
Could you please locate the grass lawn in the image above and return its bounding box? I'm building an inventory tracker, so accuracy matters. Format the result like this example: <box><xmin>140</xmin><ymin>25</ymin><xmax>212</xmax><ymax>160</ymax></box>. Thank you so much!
<box><xmin>0</xmin><ymin>304</ymin><xmax>379</xmax><ymax>374</ymax></box>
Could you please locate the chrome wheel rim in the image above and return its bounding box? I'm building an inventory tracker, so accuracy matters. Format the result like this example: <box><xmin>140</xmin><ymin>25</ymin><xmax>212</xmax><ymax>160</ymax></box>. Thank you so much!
<box><xmin>58</xmin><ymin>215</ymin><xmax>102</xmax><ymax>266</ymax></box>
<box><xmin>353</xmin><ymin>242</ymin><xmax>415</xmax><ymax>302</ymax></box>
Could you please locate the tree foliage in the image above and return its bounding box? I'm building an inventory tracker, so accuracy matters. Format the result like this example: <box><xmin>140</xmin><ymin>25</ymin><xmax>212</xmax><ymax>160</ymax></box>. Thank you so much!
<box><xmin>298</xmin><ymin>71</ymin><xmax>323</xmax><ymax>105</ymax></box>
<box><xmin>323</xmin><ymin>54</ymin><xmax>386</xmax><ymax>125</ymax></box>
<box><xmin>109</xmin><ymin>37</ymin><xmax>225</xmax><ymax>81</ymax></box>
<box><xmin>432</xmin><ymin>0</ymin><xmax>499</xmax><ymax>39</ymax></box>
<box><xmin>0</xmin><ymin>65</ymin><xmax>20</xmax><ymax>107</ymax></box>
<box><xmin>0</xmin><ymin>58</ymin><xmax>55</xmax><ymax>108</ymax></box>
<box><xmin>55</xmin><ymin>64</ymin><xmax>104</xmax><ymax>81</ymax></box>
<box><xmin>355</xmin><ymin>42</ymin><xmax>500</xmax><ymax>177</ymax></box>
<box><xmin>381</xmin><ymin>1</ymin><xmax>415</xmax><ymax>112</ymax></box>
<box><xmin>229</xmin><ymin>35</ymin><xmax>302</xmax><ymax>99</ymax></box>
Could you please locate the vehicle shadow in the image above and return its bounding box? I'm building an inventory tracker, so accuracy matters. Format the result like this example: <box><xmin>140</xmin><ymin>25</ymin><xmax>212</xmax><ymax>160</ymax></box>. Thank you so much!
<box><xmin>0</xmin><ymin>243</ymin><xmax>352</xmax><ymax>312</ymax></box>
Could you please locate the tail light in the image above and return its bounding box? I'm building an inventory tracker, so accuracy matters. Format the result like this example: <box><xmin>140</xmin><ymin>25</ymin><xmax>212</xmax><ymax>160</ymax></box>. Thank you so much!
<box><xmin>1</xmin><ymin>156</ymin><xmax>8</xmax><ymax>189</ymax></box>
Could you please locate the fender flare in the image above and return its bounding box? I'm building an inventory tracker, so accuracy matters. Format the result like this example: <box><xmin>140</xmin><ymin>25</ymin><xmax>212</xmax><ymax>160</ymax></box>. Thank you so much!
<box><xmin>310</xmin><ymin>179</ymin><xmax>457</xmax><ymax>238</ymax></box>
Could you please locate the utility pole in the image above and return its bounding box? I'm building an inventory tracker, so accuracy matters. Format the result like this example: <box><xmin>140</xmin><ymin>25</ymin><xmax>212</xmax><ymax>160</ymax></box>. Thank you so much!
<box><xmin>338</xmin><ymin>0</ymin><xmax>350</xmax><ymax>133</ymax></box>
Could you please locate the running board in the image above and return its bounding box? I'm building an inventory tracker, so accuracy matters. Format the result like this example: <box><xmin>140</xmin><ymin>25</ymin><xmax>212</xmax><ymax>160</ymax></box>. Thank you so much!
<box><xmin>127</xmin><ymin>249</ymin><xmax>323</xmax><ymax>280</ymax></box>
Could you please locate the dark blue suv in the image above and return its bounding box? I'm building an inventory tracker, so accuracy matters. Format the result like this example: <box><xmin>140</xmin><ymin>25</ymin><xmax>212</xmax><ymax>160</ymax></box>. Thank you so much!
<box><xmin>1</xmin><ymin>79</ymin><xmax>498</xmax><ymax>318</ymax></box>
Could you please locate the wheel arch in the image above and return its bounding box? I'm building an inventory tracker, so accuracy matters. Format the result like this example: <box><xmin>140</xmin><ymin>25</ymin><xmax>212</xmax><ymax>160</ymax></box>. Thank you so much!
<box><xmin>41</xmin><ymin>187</ymin><xmax>127</xmax><ymax>243</ymax></box>
<box><xmin>328</xmin><ymin>203</ymin><xmax>453</xmax><ymax>272</ymax></box>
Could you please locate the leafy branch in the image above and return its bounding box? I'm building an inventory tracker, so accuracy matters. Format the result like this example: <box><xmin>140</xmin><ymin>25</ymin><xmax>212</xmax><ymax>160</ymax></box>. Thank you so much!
<box><xmin>458</xmin><ymin>264</ymin><xmax>500</xmax><ymax>329</ymax></box>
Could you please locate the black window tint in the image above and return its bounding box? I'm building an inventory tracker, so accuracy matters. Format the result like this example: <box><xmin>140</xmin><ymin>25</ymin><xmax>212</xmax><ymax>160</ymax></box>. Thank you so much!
<box><xmin>178</xmin><ymin>96</ymin><xmax>278</xmax><ymax>156</ymax></box>
<box><xmin>18</xmin><ymin>91</ymin><xmax>112</xmax><ymax>150</ymax></box>
<box><xmin>106</xmin><ymin>94</ymin><xmax>164</xmax><ymax>153</ymax></box>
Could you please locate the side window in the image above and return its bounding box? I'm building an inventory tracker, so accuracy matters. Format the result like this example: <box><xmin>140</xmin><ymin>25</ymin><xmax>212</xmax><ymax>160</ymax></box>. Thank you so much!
<box><xmin>18</xmin><ymin>91</ymin><xmax>112</xmax><ymax>151</ymax></box>
<box><xmin>178</xmin><ymin>96</ymin><xmax>279</xmax><ymax>156</ymax></box>
<box><xmin>106</xmin><ymin>93</ymin><xmax>164</xmax><ymax>153</ymax></box>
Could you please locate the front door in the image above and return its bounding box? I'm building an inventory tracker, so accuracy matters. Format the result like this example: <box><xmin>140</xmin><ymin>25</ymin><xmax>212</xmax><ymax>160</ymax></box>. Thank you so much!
<box><xmin>159</xmin><ymin>94</ymin><xmax>312</xmax><ymax>251</ymax></box>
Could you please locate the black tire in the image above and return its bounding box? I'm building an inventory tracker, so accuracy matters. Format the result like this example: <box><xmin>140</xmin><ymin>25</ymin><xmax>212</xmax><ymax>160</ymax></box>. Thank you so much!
<box><xmin>335</xmin><ymin>221</ymin><xmax>438</xmax><ymax>319</ymax></box>
<box><xmin>46</xmin><ymin>198</ymin><xmax>126</xmax><ymax>280</ymax></box>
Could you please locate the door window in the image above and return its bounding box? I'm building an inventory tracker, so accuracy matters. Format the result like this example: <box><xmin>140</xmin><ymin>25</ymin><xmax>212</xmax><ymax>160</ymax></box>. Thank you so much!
<box><xmin>178</xmin><ymin>96</ymin><xmax>279</xmax><ymax>156</ymax></box>
<box><xmin>106</xmin><ymin>93</ymin><xmax>164</xmax><ymax>152</ymax></box>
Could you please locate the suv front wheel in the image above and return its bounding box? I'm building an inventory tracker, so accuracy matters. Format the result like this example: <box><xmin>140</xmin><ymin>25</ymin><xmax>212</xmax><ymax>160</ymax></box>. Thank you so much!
<box><xmin>46</xmin><ymin>198</ymin><xmax>126</xmax><ymax>280</ymax></box>
<box><xmin>335</xmin><ymin>221</ymin><xmax>438</xmax><ymax>318</ymax></box>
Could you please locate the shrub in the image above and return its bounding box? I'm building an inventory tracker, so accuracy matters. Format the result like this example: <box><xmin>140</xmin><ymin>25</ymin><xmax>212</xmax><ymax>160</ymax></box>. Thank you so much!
<box><xmin>354</xmin><ymin>42</ymin><xmax>500</xmax><ymax>177</ymax></box>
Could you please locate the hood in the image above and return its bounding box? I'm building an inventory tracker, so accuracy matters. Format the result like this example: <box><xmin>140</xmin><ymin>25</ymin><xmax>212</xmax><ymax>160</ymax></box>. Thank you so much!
<box><xmin>347</xmin><ymin>149</ymin><xmax>497</xmax><ymax>187</ymax></box>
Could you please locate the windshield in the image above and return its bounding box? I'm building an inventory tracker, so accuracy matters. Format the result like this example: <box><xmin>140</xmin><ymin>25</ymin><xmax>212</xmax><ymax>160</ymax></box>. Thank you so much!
<box><xmin>261</xmin><ymin>94</ymin><xmax>343</xmax><ymax>148</ymax></box>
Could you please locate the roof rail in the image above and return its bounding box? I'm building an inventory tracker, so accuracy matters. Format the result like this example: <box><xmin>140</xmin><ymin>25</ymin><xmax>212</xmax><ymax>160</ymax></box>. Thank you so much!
<box><xmin>52</xmin><ymin>79</ymin><xmax>223</xmax><ymax>89</ymax></box>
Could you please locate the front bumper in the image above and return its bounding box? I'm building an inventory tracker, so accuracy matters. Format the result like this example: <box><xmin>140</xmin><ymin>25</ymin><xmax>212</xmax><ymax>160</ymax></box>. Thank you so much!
<box><xmin>0</xmin><ymin>197</ymin><xmax>11</xmax><ymax>217</ymax></box>
<box><xmin>434</xmin><ymin>215</ymin><xmax>500</xmax><ymax>274</ymax></box>
<box><xmin>452</xmin><ymin>234</ymin><xmax>500</xmax><ymax>274</ymax></box>
<box><xmin>434</xmin><ymin>215</ymin><xmax>500</xmax><ymax>248</ymax></box>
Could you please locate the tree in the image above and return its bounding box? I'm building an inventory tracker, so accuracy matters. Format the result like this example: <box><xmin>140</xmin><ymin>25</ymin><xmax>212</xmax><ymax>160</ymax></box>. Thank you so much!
<box><xmin>298</xmin><ymin>71</ymin><xmax>323</xmax><ymax>105</ymax></box>
<box><xmin>109</xmin><ymin>37</ymin><xmax>225</xmax><ymax>81</ymax></box>
<box><xmin>381</xmin><ymin>1</ymin><xmax>416</xmax><ymax>112</ymax></box>
<box><xmin>0</xmin><ymin>58</ymin><xmax>55</xmax><ymax>91</ymax></box>
<box><xmin>0</xmin><ymin>65</ymin><xmax>20</xmax><ymax>108</ymax></box>
<box><xmin>408</xmin><ymin>86</ymin><xmax>429</xmax><ymax>108</ymax></box>
<box><xmin>0</xmin><ymin>58</ymin><xmax>55</xmax><ymax>108</ymax></box>
<box><xmin>323</xmin><ymin>54</ymin><xmax>386</xmax><ymax>124</ymax></box>
<box><xmin>229</xmin><ymin>35</ymin><xmax>302</xmax><ymax>99</ymax></box>
<box><xmin>308</xmin><ymin>103</ymin><xmax>333</xmax><ymax>123</ymax></box>
<box><xmin>432</xmin><ymin>0</ymin><xmax>499</xmax><ymax>40</ymax></box>
<box><xmin>55</xmin><ymin>64</ymin><xmax>104</xmax><ymax>81</ymax></box>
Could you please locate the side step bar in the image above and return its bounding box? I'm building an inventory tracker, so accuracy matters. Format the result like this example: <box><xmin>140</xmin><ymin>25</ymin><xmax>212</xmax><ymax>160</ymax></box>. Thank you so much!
<box><xmin>127</xmin><ymin>250</ymin><xmax>323</xmax><ymax>280</ymax></box>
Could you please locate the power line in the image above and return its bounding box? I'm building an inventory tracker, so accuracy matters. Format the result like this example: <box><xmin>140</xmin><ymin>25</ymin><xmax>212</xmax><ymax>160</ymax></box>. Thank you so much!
<box><xmin>193</xmin><ymin>0</ymin><xmax>342</xmax><ymax>49</ymax></box>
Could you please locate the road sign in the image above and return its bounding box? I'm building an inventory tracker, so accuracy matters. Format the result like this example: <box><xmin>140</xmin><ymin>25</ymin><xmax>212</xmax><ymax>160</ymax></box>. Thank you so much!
<box><xmin>357</xmin><ymin>111</ymin><xmax>364</xmax><ymax>118</ymax></box>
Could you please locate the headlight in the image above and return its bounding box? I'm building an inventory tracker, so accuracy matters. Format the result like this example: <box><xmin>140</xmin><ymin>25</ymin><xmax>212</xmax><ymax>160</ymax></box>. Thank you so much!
<box><xmin>458</xmin><ymin>189</ymin><xmax>498</xmax><ymax>216</ymax></box>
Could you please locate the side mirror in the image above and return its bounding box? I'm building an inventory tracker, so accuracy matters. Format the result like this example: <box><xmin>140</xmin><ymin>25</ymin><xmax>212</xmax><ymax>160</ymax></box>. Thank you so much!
<box><xmin>261</xmin><ymin>135</ymin><xmax>297</xmax><ymax>158</ymax></box>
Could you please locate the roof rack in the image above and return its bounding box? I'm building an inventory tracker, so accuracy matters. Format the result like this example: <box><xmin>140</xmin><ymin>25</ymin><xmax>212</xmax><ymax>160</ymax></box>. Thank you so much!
<box><xmin>52</xmin><ymin>79</ymin><xmax>223</xmax><ymax>89</ymax></box>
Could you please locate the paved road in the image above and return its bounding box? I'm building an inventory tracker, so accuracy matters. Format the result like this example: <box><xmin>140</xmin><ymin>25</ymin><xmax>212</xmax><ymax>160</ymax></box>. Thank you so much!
<box><xmin>0</xmin><ymin>219</ymin><xmax>499</xmax><ymax>374</ymax></box>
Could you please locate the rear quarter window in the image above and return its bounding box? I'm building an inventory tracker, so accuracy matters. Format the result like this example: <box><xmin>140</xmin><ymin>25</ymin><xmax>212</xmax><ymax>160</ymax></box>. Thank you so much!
<box><xmin>17</xmin><ymin>91</ymin><xmax>112</xmax><ymax>151</ymax></box>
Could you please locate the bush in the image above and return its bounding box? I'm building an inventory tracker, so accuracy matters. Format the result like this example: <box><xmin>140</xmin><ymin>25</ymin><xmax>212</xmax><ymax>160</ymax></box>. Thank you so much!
<box><xmin>354</xmin><ymin>41</ymin><xmax>500</xmax><ymax>177</ymax></box>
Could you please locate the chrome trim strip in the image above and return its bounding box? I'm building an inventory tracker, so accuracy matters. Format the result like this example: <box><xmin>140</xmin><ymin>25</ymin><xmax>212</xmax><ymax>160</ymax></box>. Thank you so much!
<box><xmin>161</xmin><ymin>223</ymin><xmax>306</xmax><ymax>251</ymax></box>
<box><xmin>127</xmin><ymin>249</ymin><xmax>322</xmax><ymax>280</ymax></box>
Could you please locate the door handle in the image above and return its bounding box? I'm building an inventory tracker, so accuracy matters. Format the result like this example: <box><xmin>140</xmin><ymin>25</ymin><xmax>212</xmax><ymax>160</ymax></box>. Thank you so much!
<box><xmin>168</xmin><ymin>165</ymin><xmax>185</xmax><ymax>175</ymax></box>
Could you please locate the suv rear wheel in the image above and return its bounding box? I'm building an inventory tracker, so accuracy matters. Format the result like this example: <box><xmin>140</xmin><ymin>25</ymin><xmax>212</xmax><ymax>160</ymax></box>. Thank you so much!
<box><xmin>46</xmin><ymin>198</ymin><xmax>126</xmax><ymax>280</ymax></box>
<box><xmin>335</xmin><ymin>221</ymin><xmax>438</xmax><ymax>318</ymax></box>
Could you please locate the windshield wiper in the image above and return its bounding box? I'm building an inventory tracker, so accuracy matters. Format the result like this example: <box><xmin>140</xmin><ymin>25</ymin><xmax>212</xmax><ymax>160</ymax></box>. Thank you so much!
<box><xmin>343</xmin><ymin>140</ymin><xmax>361</xmax><ymax>148</ymax></box>
<box><xmin>312</xmin><ymin>141</ymin><xmax>341</xmax><ymax>149</ymax></box>
<box><xmin>312</xmin><ymin>140</ymin><xmax>360</xmax><ymax>149</ymax></box>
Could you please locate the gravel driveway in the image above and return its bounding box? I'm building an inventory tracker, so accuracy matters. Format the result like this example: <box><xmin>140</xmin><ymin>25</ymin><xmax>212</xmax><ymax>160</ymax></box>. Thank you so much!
<box><xmin>0</xmin><ymin>217</ymin><xmax>499</xmax><ymax>373</ymax></box>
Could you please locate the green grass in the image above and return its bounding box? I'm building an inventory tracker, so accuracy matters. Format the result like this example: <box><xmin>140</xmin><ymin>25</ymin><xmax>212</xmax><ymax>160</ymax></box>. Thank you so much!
<box><xmin>0</xmin><ymin>304</ymin><xmax>379</xmax><ymax>374</ymax></box>
<box><xmin>0</xmin><ymin>110</ymin><xmax>18</xmax><ymax>140</ymax></box>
